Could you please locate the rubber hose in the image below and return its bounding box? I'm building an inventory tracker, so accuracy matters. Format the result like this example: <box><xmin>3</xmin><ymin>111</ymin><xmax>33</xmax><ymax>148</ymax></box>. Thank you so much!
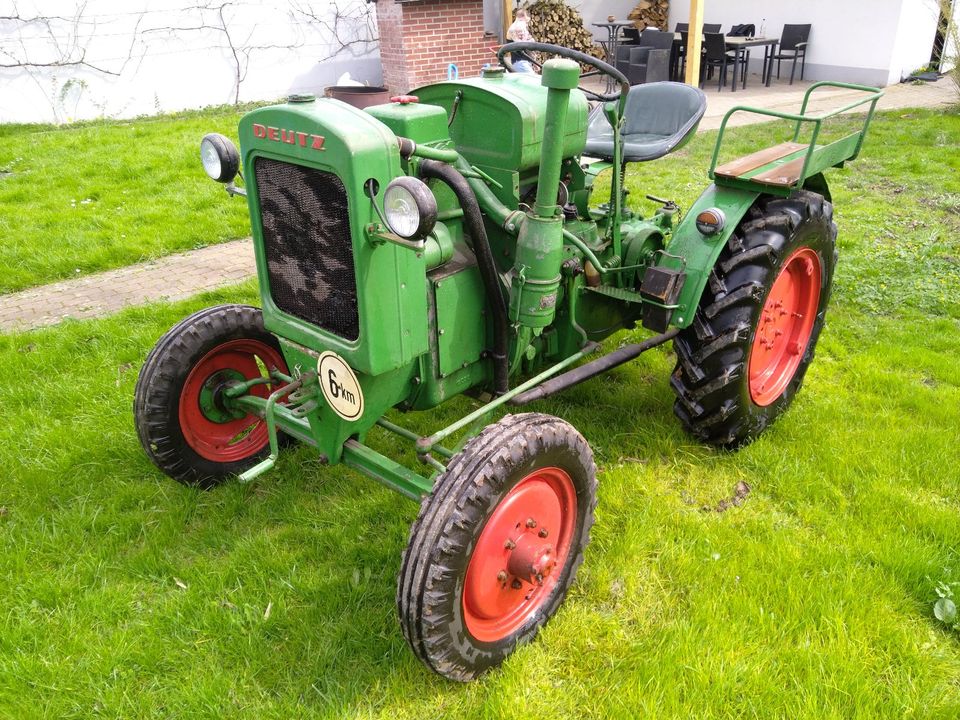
<box><xmin>419</xmin><ymin>159</ymin><xmax>509</xmax><ymax>395</ymax></box>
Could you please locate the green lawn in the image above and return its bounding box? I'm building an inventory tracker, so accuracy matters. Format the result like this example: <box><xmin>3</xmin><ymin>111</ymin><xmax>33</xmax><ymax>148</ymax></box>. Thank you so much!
<box><xmin>0</xmin><ymin>106</ymin><xmax>255</xmax><ymax>294</ymax></box>
<box><xmin>1</xmin><ymin>105</ymin><xmax>959</xmax><ymax>717</ymax></box>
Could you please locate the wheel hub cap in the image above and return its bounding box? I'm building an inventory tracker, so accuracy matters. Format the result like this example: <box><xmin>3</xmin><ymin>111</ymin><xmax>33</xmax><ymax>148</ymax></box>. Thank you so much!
<box><xmin>748</xmin><ymin>247</ymin><xmax>822</xmax><ymax>406</ymax></box>
<box><xmin>462</xmin><ymin>467</ymin><xmax>577</xmax><ymax>643</ymax></box>
<box><xmin>178</xmin><ymin>339</ymin><xmax>287</xmax><ymax>462</ymax></box>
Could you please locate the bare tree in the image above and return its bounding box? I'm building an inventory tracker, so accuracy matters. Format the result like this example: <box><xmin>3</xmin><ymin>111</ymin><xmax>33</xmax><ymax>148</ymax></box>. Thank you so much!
<box><xmin>1</xmin><ymin>0</ymin><xmax>382</xmax><ymax>120</ymax></box>
<box><xmin>939</xmin><ymin>0</ymin><xmax>959</xmax><ymax>95</ymax></box>
<box><xmin>0</xmin><ymin>2</ymin><xmax>141</xmax><ymax>75</ymax></box>
<box><xmin>290</xmin><ymin>0</ymin><xmax>378</xmax><ymax>63</ymax></box>
<box><xmin>142</xmin><ymin>2</ymin><xmax>306</xmax><ymax>105</ymax></box>
<box><xmin>0</xmin><ymin>2</ymin><xmax>142</xmax><ymax>121</ymax></box>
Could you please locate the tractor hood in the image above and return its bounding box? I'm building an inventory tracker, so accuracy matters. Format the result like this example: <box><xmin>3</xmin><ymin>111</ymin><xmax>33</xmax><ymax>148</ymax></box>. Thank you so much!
<box><xmin>238</xmin><ymin>96</ymin><xmax>402</xmax><ymax>189</ymax></box>
<box><xmin>413</xmin><ymin>72</ymin><xmax>588</xmax><ymax>173</ymax></box>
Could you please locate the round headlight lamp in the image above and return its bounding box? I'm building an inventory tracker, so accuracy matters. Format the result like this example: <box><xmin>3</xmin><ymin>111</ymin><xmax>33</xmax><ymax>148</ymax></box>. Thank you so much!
<box><xmin>383</xmin><ymin>177</ymin><xmax>437</xmax><ymax>239</ymax></box>
<box><xmin>200</xmin><ymin>133</ymin><xmax>240</xmax><ymax>183</ymax></box>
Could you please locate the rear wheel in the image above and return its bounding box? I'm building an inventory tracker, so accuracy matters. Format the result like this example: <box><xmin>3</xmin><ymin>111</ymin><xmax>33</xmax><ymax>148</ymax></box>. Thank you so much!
<box><xmin>671</xmin><ymin>190</ymin><xmax>837</xmax><ymax>447</ymax></box>
<box><xmin>397</xmin><ymin>413</ymin><xmax>597</xmax><ymax>681</ymax></box>
<box><xmin>134</xmin><ymin>304</ymin><xmax>290</xmax><ymax>487</ymax></box>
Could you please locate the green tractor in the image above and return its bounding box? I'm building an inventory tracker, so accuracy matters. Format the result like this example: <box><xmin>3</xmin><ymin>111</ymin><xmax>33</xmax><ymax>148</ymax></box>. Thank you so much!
<box><xmin>134</xmin><ymin>44</ymin><xmax>882</xmax><ymax>681</ymax></box>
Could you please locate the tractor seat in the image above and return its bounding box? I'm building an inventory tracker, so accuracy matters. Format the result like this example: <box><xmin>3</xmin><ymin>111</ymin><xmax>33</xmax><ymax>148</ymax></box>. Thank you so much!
<box><xmin>584</xmin><ymin>82</ymin><xmax>707</xmax><ymax>163</ymax></box>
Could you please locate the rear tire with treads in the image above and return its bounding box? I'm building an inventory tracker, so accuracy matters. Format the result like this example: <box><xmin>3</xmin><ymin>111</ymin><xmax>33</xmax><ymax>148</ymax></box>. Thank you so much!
<box><xmin>671</xmin><ymin>190</ymin><xmax>837</xmax><ymax>448</ymax></box>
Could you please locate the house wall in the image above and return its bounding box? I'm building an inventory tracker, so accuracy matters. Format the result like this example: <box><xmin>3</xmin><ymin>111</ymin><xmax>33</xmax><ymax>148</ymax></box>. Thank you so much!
<box><xmin>480</xmin><ymin>0</ymin><xmax>641</xmax><ymax>43</ymax></box>
<box><xmin>574</xmin><ymin>0</ymin><xmax>647</xmax><ymax>40</ymax></box>
<box><xmin>0</xmin><ymin>0</ymin><xmax>381</xmax><ymax>124</ymax></box>
<box><xmin>667</xmin><ymin>0</ymin><xmax>934</xmax><ymax>86</ymax></box>
<box><xmin>889</xmin><ymin>0</ymin><xmax>942</xmax><ymax>82</ymax></box>
<box><xmin>376</xmin><ymin>0</ymin><xmax>490</xmax><ymax>94</ymax></box>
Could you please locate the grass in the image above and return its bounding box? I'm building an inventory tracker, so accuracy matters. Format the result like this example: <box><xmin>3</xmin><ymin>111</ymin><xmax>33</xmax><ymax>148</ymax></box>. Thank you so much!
<box><xmin>0</xmin><ymin>105</ymin><xmax>259</xmax><ymax>294</ymax></box>
<box><xmin>1</xmin><ymin>105</ymin><xmax>959</xmax><ymax>717</ymax></box>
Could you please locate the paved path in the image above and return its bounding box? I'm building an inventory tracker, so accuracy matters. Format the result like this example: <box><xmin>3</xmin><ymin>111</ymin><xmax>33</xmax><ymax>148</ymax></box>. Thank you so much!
<box><xmin>0</xmin><ymin>79</ymin><xmax>955</xmax><ymax>333</ymax></box>
<box><xmin>697</xmin><ymin>75</ymin><xmax>956</xmax><ymax>129</ymax></box>
<box><xmin>0</xmin><ymin>240</ymin><xmax>254</xmax><ymax>332</ymax></box>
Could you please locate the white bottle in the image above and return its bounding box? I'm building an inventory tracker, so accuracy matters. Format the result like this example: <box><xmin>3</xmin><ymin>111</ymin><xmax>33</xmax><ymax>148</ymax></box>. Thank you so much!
<box><xmin>759</xmin><ymin>18</ymin><xmax>766</xmax><ymax>37</ymax></box>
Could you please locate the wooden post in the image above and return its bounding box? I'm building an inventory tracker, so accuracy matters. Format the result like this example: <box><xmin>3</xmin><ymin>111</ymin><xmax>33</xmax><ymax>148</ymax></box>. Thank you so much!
<box><xmin>502</xmin><ymin>0</ymin><xmax>512</xmax><ymax>41</ymax></box>
<box><xmin>684</xmin><ymin>0</ymin><xmax>704</xmax><ymax>86</ymax></box>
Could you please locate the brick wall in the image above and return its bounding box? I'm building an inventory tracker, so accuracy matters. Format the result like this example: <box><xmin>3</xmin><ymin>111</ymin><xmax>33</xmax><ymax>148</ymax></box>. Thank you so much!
<box><xmin>375</xmin><ymin>0</ymin><xmax>492</xmax><ymax>94</ymax></box>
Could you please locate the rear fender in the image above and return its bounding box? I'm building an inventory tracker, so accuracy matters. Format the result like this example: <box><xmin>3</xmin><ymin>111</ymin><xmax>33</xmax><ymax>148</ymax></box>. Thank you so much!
<box><xmin>802</xmin><ymin>172</ymin><xmax>832</xmax><ymax>202</ymax></box>
<box><xmin>654</xmin><ymin>183</ymin><xmax>760</xmax><ymax>329</ymax></box>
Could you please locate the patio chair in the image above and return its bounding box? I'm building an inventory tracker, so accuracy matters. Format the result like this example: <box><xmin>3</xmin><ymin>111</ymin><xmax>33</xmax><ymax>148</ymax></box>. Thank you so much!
<box><xmin>614</xmin><ymin>44</ymin><xmax>633</xmax><ymax>75</ymax></box>
<box><xmin>703</xmin><ymin>23</ymin><xmax>721</xmax><ymax>33</ymax></box>
<box><xmin>628</xmin><ymin>45</ymin><xmax>671</xmax><ymax>85</ymax></box>
<box><xmin>700</xmin><ymin>32</ymin><xmax>745</xmax><ymax>91</ymax></box>
<box><xmin>628</xmin><ymin>29</ymin><xmax>674</xmax><ymax>85</ymax></box>
<box><xmin>769</xmin><ymin>24</ymin><xmax>810</xmax><ymax>84</ymax></box>
<box><xmin>584</xmin><ymin>81</ymin><xmax>707</xmax><ymax>163</ymax></box>
<box><xmin>621</xmin><ymin>26</ymin><xmax>641</xmax><ymax>44</ymax></box>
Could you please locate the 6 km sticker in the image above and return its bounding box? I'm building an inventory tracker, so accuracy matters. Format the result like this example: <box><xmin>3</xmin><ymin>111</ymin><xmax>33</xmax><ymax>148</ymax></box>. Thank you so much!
<box><xmin>317</xmin><ymin>351</ymin><xmax>364</xmax><ymax>421</ymax></box>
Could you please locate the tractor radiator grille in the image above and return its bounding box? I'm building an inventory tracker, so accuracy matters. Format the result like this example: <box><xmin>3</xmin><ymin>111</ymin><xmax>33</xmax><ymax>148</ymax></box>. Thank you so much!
<box><xmin>254</xmin><ymin>157</ymin><xmax>359</xmax><ymax>340</ymax></box>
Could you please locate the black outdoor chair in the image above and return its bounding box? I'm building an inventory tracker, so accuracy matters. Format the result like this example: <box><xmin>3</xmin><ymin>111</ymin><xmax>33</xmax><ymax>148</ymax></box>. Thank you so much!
<box><xmin>584</xmin><ymin>81</ymin><xmax>707</xmax><ymax>163</ymax></box>
<box><xmin>700</xmin><ymin>32</ymin><xmax>745</xmax><ymax>91</ymax></box>
<box><xmin>627</xmin><ymin>29</ymin><xmax>674</xmax><ymax>85</ymax></box>
<box><xmin>621</xmin><ymin>26</ymin><xmax>641</xmax><ymax>44</ymax></box>
<box><xmin>615</xmin><ymin>44</ymin><xmax>634</xmax><ymax>76</ymax></box>
<box><xmin>769</xmin><ymin>23</ymin><xmax>810</xmax><ymax>84</ymax></box>
<box><xmin>703</xmin><ymin>23</ymin><xmax>721</xmax><ymax>33</ymax></box>
<box><xmin>674</xmin><ymin>30</ymin><xmax>689</xmax><ymax>80</ymax></box>
<box><xmin>672</xmin><ymin>24</ymin><xmax>689</xmax><ymax>79</ymax></box>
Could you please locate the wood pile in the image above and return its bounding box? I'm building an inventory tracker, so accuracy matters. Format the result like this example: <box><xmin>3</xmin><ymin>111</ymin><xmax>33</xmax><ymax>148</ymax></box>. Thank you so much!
<box><xmin>627</xmin><ymin>0</ymin><xmax>669</xmax><ymax>30</ymax></box>
<box><xmin>521</xmin><ymin>0</ymin><xmax>602</xmax><ymax>60</ymax></box>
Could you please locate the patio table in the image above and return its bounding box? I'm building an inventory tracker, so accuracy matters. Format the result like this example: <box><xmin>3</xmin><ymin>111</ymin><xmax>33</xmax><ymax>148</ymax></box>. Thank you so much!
<box><xmin>674</xmin><ymin>33</ymin><xmax>780</xmax><ymax>91</ymax></box>
<box><xmin>725</xmin><ymin>36</ymin><xmax>780</xmax><ymax>91</ymax></box>
<box><xmin>593</xmin><ymin>21</ymin><xmax>637</xmax><ymax>93</ymax></box>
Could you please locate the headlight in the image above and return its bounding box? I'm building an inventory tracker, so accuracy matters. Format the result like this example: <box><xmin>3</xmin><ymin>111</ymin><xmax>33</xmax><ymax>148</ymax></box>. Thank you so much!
<box><xmin>383</xmin><ymin>177</ymin><xmax>437</xmax><ymax>239</ymax></box>
<box><xmin>200</xmin><ymin>133</ymin><xmax>240</xmax><ymax>183</ymax></box>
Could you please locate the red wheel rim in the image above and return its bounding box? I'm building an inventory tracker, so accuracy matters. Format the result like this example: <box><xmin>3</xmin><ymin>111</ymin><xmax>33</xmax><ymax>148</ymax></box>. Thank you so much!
<box><xmin>462</xmin><ymin>467</ymin><xmax>578</xmax><ymax>643</ymax></box>
<box><xmin>748</xmin><ymin>248</ymin><xmax>821</xmax><ymax>406</ymax></box>
<box><xmin>178</xmin><ymin>339</ymin><xmax>288</xmax><ymax>462</ymax></box>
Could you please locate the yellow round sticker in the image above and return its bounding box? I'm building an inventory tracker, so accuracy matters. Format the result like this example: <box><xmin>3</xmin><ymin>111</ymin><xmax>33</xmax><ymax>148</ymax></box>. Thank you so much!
<box><xmin>317</xmin><ymin>351</ymin><xmax>364</xmax><ymax>421</ymax></box>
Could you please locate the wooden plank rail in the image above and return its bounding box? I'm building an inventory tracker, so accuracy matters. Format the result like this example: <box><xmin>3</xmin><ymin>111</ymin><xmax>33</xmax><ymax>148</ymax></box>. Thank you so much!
<box><xmin>750</xmin><ymin>156</ymin><xmax>809</xmax><ymax>186</ymax></box>
<box><xmin>713</xmin><ymin>142</ymin><xmax>808</xmax><ymax>179</ymax></box>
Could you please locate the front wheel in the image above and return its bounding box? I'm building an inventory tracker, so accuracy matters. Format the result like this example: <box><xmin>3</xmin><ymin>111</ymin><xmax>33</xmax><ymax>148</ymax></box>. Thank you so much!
<box><xmin>396</xmin><ymin>413</ymin><xmax>598</xmax><ymax>681</ymax></box>
<box><xmin>671</xmin><ymin>190</ymin><xmax>838</xmax><ymax>448</ymax></box>
<box><xmin>133</xmin><ymin>304</ymin><xmax>290</xmax><ymax>488</ymax></box>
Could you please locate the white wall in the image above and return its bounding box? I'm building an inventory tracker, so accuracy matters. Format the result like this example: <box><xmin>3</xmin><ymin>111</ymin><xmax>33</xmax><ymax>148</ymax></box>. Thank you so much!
<box><xmin>569</xmin><ymin>0</ymin><xmax>647</xmax><ymax>40</ymax></box>
<box><xmin>889</xmin><ymin>0</ymin><xmax>941</xmax><ymax>82</ymax></box>
<box><xmin>0</xmin><ymin>0</ymin><xmax>381</xmax><ymax>124</ymax></box>
<box><xmin>668</xmin><ymin>0</ymin><xmax>939</xmax><ymax>86</ymax></box>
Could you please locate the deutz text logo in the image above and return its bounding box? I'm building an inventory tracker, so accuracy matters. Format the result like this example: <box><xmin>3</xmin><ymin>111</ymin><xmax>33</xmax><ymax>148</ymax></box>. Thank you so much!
<box><xmin>252</xmin><ymin>123</ymin><xmax>325</xmax><ymax>150</ymax></box>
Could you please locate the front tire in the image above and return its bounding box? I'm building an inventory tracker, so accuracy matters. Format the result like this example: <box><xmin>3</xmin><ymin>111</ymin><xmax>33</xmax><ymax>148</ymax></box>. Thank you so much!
<box><xmin>134</xmin><ymin>304</ymin><xmax>290</xmax><ymax>488</ymax></box>
<box><xmin>671</xmin><ymin>190</ymin><xmax>837</xmax><ymax>447</ymax></box>
<box><xmin>397</xmin><ymin>413</ymin><xmax>598</xmax><ymax>681</ymax></box>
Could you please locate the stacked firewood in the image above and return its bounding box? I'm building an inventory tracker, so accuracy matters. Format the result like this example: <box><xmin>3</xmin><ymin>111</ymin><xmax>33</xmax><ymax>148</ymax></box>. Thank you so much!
<box><xmin>627</xmin><ymin>0</ymin><xmax>669</xmax><ymax>30</ymax></box>
<box><xmin>522</xmin><ymin>0</ymin><xmax>602</xmax><ymax>59</ymax></box>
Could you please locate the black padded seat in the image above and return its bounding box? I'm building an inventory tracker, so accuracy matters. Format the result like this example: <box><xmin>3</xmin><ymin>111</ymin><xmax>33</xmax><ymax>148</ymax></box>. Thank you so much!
<box><xmin>584</xmin><ymin>82</ymin><xmax>707</xmax><ymax>163</ymax></box>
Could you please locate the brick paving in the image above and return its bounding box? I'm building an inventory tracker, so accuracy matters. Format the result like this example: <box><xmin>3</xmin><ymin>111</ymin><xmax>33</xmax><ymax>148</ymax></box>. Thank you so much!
<box><xmin>0</xmin><ymin>240</ymin><xmax>254</xmax><ymax>333</ymax></box>
<box><xmin>697</xmin><ymin>75</ymin><xmax>956</xmax><ymax>130</ymax></box>
<box><xmin>0</xmin><ymin>79</ymin><xmax>954</xmax><ymax>334</ymax></box>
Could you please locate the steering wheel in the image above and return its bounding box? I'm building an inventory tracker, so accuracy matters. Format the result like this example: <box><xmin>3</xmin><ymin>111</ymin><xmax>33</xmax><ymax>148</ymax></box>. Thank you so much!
<box><xmin>497</xmin><ymin>41</ymin><xmax>629</xmax><ymax>103</ymax></box>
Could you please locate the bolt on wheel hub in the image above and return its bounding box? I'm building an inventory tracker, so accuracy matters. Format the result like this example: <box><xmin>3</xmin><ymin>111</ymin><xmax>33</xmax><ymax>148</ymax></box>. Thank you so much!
<box><xmin>462</xmin><ymin>467</ymin><xmax>577</xmax><ymax>642</ymax></box>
